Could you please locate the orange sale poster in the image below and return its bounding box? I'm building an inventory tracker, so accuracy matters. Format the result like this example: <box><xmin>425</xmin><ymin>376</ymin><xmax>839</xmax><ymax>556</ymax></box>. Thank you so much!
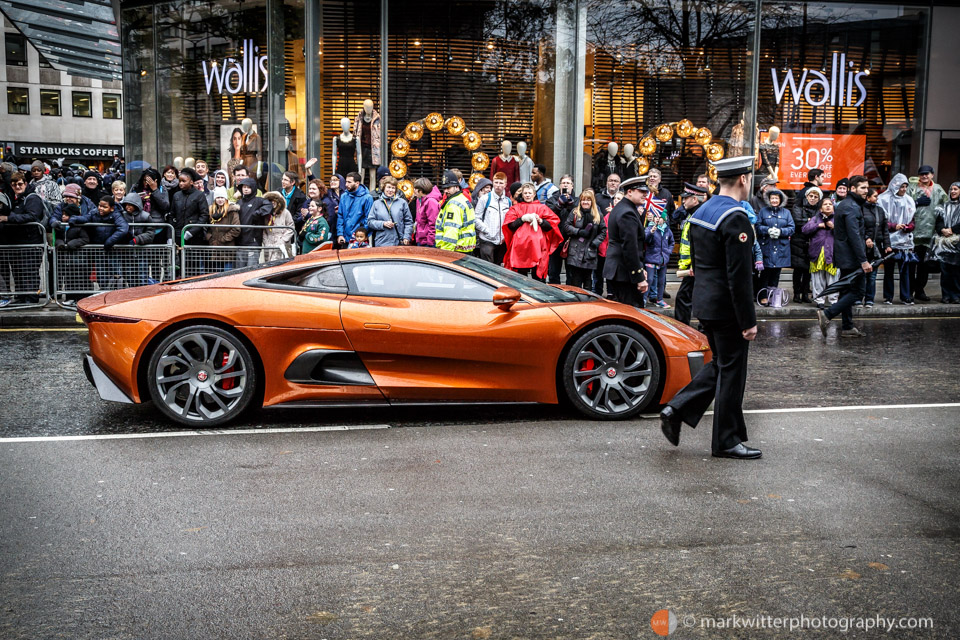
<box><xmin>775</xmin><ymin>133</ymin><xmax>866</xmax><ymax>189</ymax></box>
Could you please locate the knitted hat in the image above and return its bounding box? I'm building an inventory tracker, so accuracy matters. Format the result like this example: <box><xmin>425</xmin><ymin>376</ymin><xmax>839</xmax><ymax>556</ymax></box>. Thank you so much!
<box><xmin>509</xmin><ymin>181</ymin><xmax>523</xmax><ymax>199</ymax></box>
<box><xmin>62</xmin><ymin>183</ymin><xmax>82</xmax><ymax>198</ymax></box>
<box><xmin>805</xmin><ymin>186</ymin><xmax>823</xmax><ymax>201</ymax></box>
<box><xmin>83</xmin><ymin>170</ymin><xmax>100</xmax><ymax>181</ymax></box>
<box><xmin>213</xmin><ymin>186</ymin><xmax>228</xmax><ymax>200</ymax></box>
<box><xmin>31</xmin><ymin>160</ymin><xmax>46</xmax><ymax>172</ymax></box>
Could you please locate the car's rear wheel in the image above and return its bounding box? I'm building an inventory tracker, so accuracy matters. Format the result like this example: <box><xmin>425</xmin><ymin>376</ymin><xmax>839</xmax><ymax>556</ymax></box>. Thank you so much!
<box><xmin>147</xmin><ymin>325</ymin><xmax>256</xmax><ymax>426</ymax></box>
<box><xmin>561</xmin><ymin>325</ymin><xmax>660</xmax><ymax>420</ymax></box>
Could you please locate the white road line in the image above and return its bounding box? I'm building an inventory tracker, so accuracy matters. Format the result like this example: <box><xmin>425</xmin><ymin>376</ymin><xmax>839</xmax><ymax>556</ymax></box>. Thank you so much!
<box><xmin>0</xmin><ymin>424</ymin><xmax>392</xmax><ymax>443</ymax></box>
<box><xmin>639</xmin><ymin>402</ymin><xmax>960</xmax><ymax>420</ymax></box>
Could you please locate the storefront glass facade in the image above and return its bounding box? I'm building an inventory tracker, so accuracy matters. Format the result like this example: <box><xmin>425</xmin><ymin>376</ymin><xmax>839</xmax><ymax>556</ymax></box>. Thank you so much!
<box><xmin>120</xmin><ymin>0</ymin><xmax>933</xmax><ymax>195</ymax></box>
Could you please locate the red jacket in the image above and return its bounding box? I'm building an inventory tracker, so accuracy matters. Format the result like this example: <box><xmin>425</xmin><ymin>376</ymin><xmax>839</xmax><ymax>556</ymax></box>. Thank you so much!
<box><xmin>502</xmin><ymin>201</ymin><xmax>564</xmax><ymax>279</ymax></box>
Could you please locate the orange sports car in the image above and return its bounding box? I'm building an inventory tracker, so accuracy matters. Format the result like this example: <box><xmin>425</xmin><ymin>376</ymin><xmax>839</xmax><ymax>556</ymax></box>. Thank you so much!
<box><xmin>78</xmin><ymin>248</ymin><xmax>711</xmax><ymax>426</ymax></box>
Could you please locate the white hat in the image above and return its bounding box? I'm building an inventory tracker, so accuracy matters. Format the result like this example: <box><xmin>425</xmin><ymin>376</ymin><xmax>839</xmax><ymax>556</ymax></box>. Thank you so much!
<box><xmin>619</xmin><ymin>175</ymin><xmax>649</xmax><ymax>192</ymax></box>
<box><xmin>711</xmin><ymin>155</ymin><xmax>755</xmax><ymax>178</ymax></box>
<box><xmin>213</xmin><ymin>186</ymin><xmax>229</xmax><ymax>200</ymax></box>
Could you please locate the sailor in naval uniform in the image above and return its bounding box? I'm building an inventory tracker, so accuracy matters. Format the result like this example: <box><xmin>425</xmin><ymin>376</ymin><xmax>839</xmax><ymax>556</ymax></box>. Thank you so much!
<box><xmin>658</xmin><ymin>156</ymin><xmax>762</xmax><ymax>460</ymax></box>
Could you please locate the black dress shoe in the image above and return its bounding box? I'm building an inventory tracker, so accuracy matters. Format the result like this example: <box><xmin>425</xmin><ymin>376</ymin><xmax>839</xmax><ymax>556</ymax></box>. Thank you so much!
<box><xmin>915</xmin><ymin>292</ymin><xmax>931</xmax><ymax>302</ymax></box>
<box><xmin>712</xmin><ymin>443</ymin><xmax>762</xmax><ymax>459</ymax></box>
<box><xmin>801</xmin><ymin>294</ymin><xmax>813</xmax><ymax>304</ymax></box>
<box><xmin>793</xmin><ymin>293</ymin><xmax>802</xmax><ymax>303</ymax></box>
<box><xmin>663</xmin><ymin>291</ymin><xmax>671</xmax><ymax>299</ymax></box>
<box><xmin>659</xmin><ymin>405</ymin><xmax>682</xmax><ymax>447</ymax></box>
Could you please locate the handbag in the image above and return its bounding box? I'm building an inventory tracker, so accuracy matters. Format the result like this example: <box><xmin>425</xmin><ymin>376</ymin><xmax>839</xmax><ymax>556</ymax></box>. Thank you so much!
<box><xmin>560</xmin><ymin>238</ymin><xmax>571</xmax><ymax>258</ymax></box>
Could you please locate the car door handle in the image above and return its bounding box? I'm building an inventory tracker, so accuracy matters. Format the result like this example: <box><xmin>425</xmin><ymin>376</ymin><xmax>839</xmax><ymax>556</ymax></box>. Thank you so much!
<box><xmin>363</xmin><ymin>323</ymin><xmax>391</xmax><ymax>330</ymax></box>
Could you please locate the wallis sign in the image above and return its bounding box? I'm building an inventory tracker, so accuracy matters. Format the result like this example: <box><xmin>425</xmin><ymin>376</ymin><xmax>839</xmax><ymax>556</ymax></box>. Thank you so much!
<box><xmin>771</xmin><ymin>52</ymin><xmax>868</xmax><ymax>108</ymax></box>
<box><xmin>202</xmin><ymin>40</ymin><xmax>268</xmax><ymax>95</ymax></box>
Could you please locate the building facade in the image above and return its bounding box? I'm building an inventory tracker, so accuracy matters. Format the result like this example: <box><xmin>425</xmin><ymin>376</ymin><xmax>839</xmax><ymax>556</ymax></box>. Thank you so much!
<box><xmin>1</xmin><ymin>14</ymin><xmax>125</xmax><ymax>170</ymax></box>
<box><xmin>118</xmin><ymin>0</ymin><xmax>960</xmax><ymax>194</ymax></box>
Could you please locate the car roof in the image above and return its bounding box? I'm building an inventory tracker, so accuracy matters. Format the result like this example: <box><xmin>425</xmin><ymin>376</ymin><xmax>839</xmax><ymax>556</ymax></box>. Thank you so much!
<box><xmin>334</xmin><ymin>247</ymin><xmax>464</xmax><ymax>264</ymax></box>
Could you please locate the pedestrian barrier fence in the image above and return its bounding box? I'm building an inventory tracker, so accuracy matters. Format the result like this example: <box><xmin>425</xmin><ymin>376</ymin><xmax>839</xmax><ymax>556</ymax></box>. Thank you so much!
<box><xmin>51</xmin><ymin>223</ymin><xmax>177</xmax><ymax>308</ymax></box>
<box><xmin>180</xmin><ymin>224</ymin><xmax>298</xmax><ymax>278</ymax></box>
<box><xmin>0</xmin><ymin>222</ymin><xmax>49</xmax><ymax>309</ymax></box>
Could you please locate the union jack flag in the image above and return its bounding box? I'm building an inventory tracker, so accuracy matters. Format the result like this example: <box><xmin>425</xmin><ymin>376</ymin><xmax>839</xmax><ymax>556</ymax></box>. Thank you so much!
<box><xmin>643</xmin><ymin>192</ymin><xmax>667</xmax><ymax>216</ymax></box>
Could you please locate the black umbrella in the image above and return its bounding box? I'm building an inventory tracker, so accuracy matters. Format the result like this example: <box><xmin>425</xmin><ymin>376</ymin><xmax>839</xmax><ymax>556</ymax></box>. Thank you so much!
<box><xmin>819</xmin><ymin>253</ymin><xmax>895</xmax><ymax>299</ymax></box>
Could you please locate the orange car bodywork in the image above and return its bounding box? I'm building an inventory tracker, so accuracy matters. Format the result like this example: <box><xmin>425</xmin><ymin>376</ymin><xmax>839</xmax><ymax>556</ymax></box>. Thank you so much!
<box><xmin>78</xmin><ymin>247</ymin><xmax>711</xmax><ymax>410</ymax></box>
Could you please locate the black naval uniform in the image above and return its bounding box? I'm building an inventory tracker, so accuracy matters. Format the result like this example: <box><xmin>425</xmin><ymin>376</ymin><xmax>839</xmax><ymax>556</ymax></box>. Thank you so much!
<box><xmin>666</xmin><ymin>194</ymin><xmax>757</xmax><ymax>453</ymax></box>
<box><xmin>602</xmin><ymin>196</ymin><xmax>647</xmax><ymax>306</ymax></box>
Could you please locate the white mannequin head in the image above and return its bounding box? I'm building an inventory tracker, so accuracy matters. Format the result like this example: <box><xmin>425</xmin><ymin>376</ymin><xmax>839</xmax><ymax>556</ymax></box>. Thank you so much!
<box><xmin>623</xmin><ymin>143</ymin><xmax>634</xmax><ymax>160</ymax></box>
<box><xmin>363</xmin><ymin>99</ymin><xmax>374</xmax><ymax>116</ymax></box>
<box><xmin>184</xmin><ymin>157</ymin><xmax>196</xmax><ymax>169</ymax></box>
<box><xmin>607</xmin><ymin>142</ymin><xmax>619</xmax><ymax>157</ymax></box>
<box><xmin>241</xmin><ymin>118</ymin><xmax>253</xmax><ymax>134</ymax></box>
<box><xmin>517</xmin><ymin>141</ymin><xmax>527</xmax><ymax>158</ymax></box>
<box><xmin>173</xmin><ymin>156</ymin><xmax>183</xmax><ymax>170</ymax></box>
<box><xmin>767</xmin><ymin>125</ymin><xmax>780</xmax><ymax>143</ymax></box>
<box><xmin>501</xmin><ymin>140</ymin><xmax>512</xmax><ymax>157</ymax></box>
<box><xmin>340</xmin><ymin>117</ymin><xmax>352</xmax><ymax>134</ymax></box>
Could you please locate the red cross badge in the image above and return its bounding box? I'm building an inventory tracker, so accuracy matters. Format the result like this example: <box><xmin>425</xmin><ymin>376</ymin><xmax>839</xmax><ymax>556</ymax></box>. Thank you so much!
<box><xmin>738</xmin><ymin>232</ymin><xmax>749</xmax><ymax>243</ymax></box>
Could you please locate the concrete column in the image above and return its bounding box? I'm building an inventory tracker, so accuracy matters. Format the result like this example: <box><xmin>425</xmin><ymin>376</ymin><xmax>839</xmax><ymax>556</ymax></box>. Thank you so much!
<box><xmin>552</xmin><ymin>0</ymin><xmax>586</xmax><ymax>190</ymax></box>
<box><xmin>304</xmin><ymin>0</ymin><xmax>323</xmax><ymax>164</ymax></box>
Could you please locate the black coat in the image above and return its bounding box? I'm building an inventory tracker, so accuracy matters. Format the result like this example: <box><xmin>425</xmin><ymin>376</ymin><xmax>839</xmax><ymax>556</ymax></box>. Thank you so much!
<box><xmin>562</xmin><ymin>209</ymin><xmax>607</xmax><ymax>270</ymax></box>
<box><xmin>236</xmin><ymin>178</ymin><xmax>273</xmax><ymax>246</ymax></box>
<box><xmin>862</xmin><ymin>202</ymin><xmax>892</xmax><ymax>260</ymax></box>
<box><xmin>6</xmin><ymin>190</ymin><xmax>45</xmax><ymax>244</ymax></box>
<box><xmin>689</xmin><ymin>196</ymin><xmax>757</xmax><ymax>331</ymax></box>
<box><xmin>171</xmin><ymin>186</ymin><xmax>208</xmax><ymax>245</ymax></box>
<box><xmin>594</xmin><ymin>189</ymin><xmax>617</xmax><ymax>217</ymax></box>
<box><xmin>833</xmin><ymin>194</ymin><xmax>868</xmax><ymax>270</ymax></box>
<box><xmin>546</xmin><ymin>193</ymin><xmax>576</xmax><ymax>238</ymax></box>
<box><xmin>790</xmin><ymin>200</ymin><xmax>819</xmax><ymax>269</ymax></box>
<box><xmin>602</xmin><ymin>198</ymin><xmax>646</xmax><ymax>284</ymax></box>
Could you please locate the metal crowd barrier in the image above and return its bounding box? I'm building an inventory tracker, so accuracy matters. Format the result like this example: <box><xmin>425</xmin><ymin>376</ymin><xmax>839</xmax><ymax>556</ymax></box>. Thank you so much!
<box><xmin>51</xmin><ymin>223</ymin><xmax>176</xmax><ymax>308</ymax></box>
<box><xmin>0</xmin><ymin>222</ymin><xmax>49</xmax><ymax>309</ymax></box>
<box><xmin>180</xmin><ymin>223</ymin><xmax>298</xmax><ymax>278</ymax></box>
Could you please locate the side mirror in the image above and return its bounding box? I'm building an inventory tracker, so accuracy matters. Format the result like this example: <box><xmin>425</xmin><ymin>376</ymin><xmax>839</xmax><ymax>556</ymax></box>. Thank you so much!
<box><xmin>493</xmin><ymin>286</ymin><xmax>521</xmax><ymax>311</ymax></box>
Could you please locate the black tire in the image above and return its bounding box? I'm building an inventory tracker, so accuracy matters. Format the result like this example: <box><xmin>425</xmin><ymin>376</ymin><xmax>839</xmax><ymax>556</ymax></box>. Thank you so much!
<box><xmin>146</xmin><ymin>324</ymin><xmax>257</xmax><ymax>426</ymax></box>
<box><xmin>561</xmin><ymin>324</ymin><xmax>661</xmax><ymax>420</ymax></box>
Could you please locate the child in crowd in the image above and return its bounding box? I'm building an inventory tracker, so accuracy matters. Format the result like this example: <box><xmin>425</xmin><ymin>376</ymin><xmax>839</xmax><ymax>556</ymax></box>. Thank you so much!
<box><xmin>802</xmin><ymin>198</ymin><xmax>839</xmax><ymax>308</ymax></box>
<box><xmin>643</xmin><ymin>207</ymin><xmax>674</xmax><ymax>309</ymax></box>
<box><xmin>348</xmin><ymin>227</ymin><xmax>369</xmax><ymax>249</ymax></box>
<box><xmin>300</xmin><ymin>200</ymin><xmax>331</xmax><ymax>253</ymax></box>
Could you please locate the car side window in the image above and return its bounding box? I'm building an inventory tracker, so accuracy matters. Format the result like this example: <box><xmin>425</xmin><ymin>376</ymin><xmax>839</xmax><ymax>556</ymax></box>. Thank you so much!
<box><xmin>345</xmin><ymin>261</ymin><xmax>495</xmax><ymax>301</ymax></box>
<box><xmin>264</xmin><ymin>265</ymin><xmax>349</xmax><ymax>292</ymax></box>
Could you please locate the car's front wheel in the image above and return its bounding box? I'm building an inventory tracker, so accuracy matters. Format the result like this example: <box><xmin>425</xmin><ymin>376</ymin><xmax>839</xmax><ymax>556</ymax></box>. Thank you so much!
<box><xmin>561</xmin><ymin>325</ymin><xmax>660</xmax><ymax>420</ymax></box>
<box><xmin>147</xmin><ymin>325</ymin><xmax>257</xmax><ymax>426</ymax></box>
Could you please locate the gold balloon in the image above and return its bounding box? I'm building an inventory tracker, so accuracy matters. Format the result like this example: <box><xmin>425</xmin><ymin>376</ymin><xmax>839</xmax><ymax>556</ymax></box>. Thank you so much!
<box><xmin>389</xmin><ymin>159</ymin><xmax>407</xmax><ymax>179</ymax></box>
<box><xmin>694</xmin><ymin>127</ymin><xmax>713</xmax><ymax>145</ymax></box>
<box><xmin>463</xmin><ymin>130</ymin><xmax>482</xmax><ymax>151</ymax></box>
<box><xmin>655</xmin><ymin>123</ymin><xmax>674</xmax><ymax>142</ymax></box>
<box><xmin>705</xmin><ymin>143</ymin><xmax>724</xmax><ymax>162</ymax></box>
<box><xmin>707</xmin><ymin>164</ymin><xmax>718</xmax><ymax>182</ymax></box>
<box><xmin>398</xmin><ymin>179</ymin><xmax>414</xmax><ymax>200</ymax></box>
<box><xmin>391</xmin><ymin>138</ymin><xmax>411</xmax><ymax>157</ymax></box>
<box><xmin>676</xmin><ymin>119</ymin><xmax>695</xmax><ymax>138</ymax></box>
<box><xmin>404</xmin><ymin>122</ymin><xmax>424</xmax><ymax>141</ymax></box>
<box><xmin>446</xmin><ymin>116</ymin><xmax>466</xmax><ymax>135</ymax></box>
<box><xmin>472</xmin><ymin>152</ymin><xmax>490</xmax><ymax>172</ymax></box>
<box><xmin>639</xmin><ymin>136</ymin><xmax>657</xmax><ymax>156</ymax></box>
<box><xmin>468</xmin><ymin>172</ymin><xmax>486</xmax><ymax>190</ymax></box>
<box><xmin>636</xmin><ymin>157</ymin><xmax>650</xmax><ymax>175</ymax></box>
<box><xmin>425</xmin><ymin>112</ymin><xmax>444</xmax><ymax>131</ymax></box>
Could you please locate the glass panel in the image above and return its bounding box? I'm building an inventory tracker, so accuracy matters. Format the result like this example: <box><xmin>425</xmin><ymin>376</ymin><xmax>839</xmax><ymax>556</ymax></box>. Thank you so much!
<box><xmin>5</xmin><ymin>33</ymin><xmax>27</xmax><ymax>66</ymax></box>
<box><xmin>347</xmin><ymin>261</ymin><xmax>495</xmax><ymax>300</ymax></box>
<box><xmin>583</xmin><ymin>0</ymin><xmax>756</xmax><ymax>198</ymax></box>
<box><xmin>384</xmin><ymin>0</ymin><xmax>558</xmax><ymax>191</ymax></box>
<box><xmin>758</xmin><ymin>2</ymin><xmax>929</xmax><ymax>188</ymax></box>
<box><xmin>103</xmin><ymin>93</ymin><xmax>121</xmax><ymax>119</ymax></box>
<box><xmin>72</xmin><ymin>91</ymin><xmax>92</xmax><ymax>117</ymax></box>
<box><xmin>40</xmin><ymin>89</ymin><xmax>60</xmax><ymax>116</ymax></box>
<box><xmin>7</xmin><ymin>87</ymin><xmax>29</xmax><ymax>115</ymax></box>
<box><xmin>120</xmin><ymin>3</ymin><xmax>157</xmax><ymax>186</ymax></box>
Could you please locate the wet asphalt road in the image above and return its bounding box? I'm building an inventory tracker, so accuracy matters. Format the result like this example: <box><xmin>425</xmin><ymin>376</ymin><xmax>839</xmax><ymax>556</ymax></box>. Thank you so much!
<box><xmin>0</xmin><ymin>318</ymin><xmax>957</xmax><ymax>437</ymax></box>
<box><xmin>1</xmin><ymin>319</ymin><xmax>958</xmax><ymax>638</ymax></box>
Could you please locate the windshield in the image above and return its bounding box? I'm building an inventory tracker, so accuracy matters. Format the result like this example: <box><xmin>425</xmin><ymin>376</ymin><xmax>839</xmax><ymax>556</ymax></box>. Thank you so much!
<box><xmin>454</xmin><ymin>255</ymin><xmax>581</xmax><ymax>303</ymax></box>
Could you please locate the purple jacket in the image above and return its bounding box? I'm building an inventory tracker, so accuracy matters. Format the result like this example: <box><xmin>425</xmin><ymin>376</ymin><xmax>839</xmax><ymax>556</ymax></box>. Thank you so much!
<box><xmin>802</xmin><ymin>212</ymin><xmax>835</xmax><ymax>264</ymax></box>
<box><xmin>643</xmin><ymin>223</ymin><xmax>674</xmax><ymax>266</ymax></box>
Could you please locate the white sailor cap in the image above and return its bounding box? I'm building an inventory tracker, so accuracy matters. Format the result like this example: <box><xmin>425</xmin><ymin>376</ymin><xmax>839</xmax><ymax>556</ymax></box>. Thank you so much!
<box><xmin>619</xmin><ymin>175</ymin><xmax>649</xmax><ymax>192</ymax></box>
<box><xmin>711</xmin><ymin>155</ymin><xmax>755</xmax><ymax>178</ymax></box>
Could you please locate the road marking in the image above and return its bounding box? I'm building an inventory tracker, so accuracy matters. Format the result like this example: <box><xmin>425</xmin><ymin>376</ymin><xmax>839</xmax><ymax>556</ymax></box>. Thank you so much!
<box><xmin>0</xmin><ymin>327</ymin><xmax>86</xmax><ymax>332</ymax></box>
<box><xmin>639</xmin><ymin>402</ymin><xmax>960</xmax><ymax>419</ymax></box>
<box><xmin>758</xmin><ymin>316</ymin><xmax>960</xmax><ymax>322</ymax></box>
<box><xmin>0</xmin><ymin>424</ymin><xmax>392</xmax><ymax>443</ymax></box>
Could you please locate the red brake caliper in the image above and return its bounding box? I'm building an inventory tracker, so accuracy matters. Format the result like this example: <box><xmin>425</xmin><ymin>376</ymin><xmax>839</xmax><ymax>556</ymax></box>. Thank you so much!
<box><xmin>580</xmin><ymin>358</ymin><xmax>596</xmax><ymax>396</ymax></box>
<box><xmin>221</xmin><ymin>352</ymin><xmax>236</xmax><ymax>390</ymax></box>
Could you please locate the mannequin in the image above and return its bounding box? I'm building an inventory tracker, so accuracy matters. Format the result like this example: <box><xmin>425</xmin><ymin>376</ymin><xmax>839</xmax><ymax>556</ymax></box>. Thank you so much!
<box><xmin>240</xmin><ymin>117</ymin><xmax>263</xmax><ymax>186</ymax></box>
<box><xmin>622</xmin><ymin>143</ymin><xmax>639</xmax><ymax>179</ymax></box>
<box><xmin>592</xmin><ymin>141</ymin><xmax>624</xmax><ymax>190</ymax></box>
<box><xmin>759</xmin><ymin>126</ymin><xmax>780</xmax><ymax>180</ymax></box>
<box><xmin>516</xmin><ymin>141</ymin><xmax>534</xmax><ymax>184</ymax></box>
<box><xmin>354</xmin><ymin>99</ymin><xmax>382</xmax><ymax>189</ymax></box>
<box><xmin>184</xmin><ymin>157</ymin><xmax>196</xmax><ymax>169</ymax></box>
<box><xmin>333</xmin><ymin>116</ymin><xmax>359</xmax><ymax>176</ymax></box>
<box><xmin>729</xmin><ymin>117</ymin><xmax>745</xmax><ymax>156</ymax></box>
<box><xmin>173</xmin><ymin>156</ymin><xmax>183</xmax><ymax>170</ymax></box>
<box><xmin>490</xmin><ymin>140</ymin><xmax>519</xmax><ymax>185</ymax></box>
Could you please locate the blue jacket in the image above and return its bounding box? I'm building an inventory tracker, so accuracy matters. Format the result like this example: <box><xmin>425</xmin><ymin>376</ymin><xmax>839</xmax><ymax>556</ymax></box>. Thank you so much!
<box><xmin>367</xmin><ymin>194</ymin><xmax>414</xmax><ymax>246</ymax></box>
<box><xmin>337</xmin><ymin>184</ymin><xmax>373</xmax><ymax>240</ymax></box>
<box><xmin>70</xmin><ymin>207</ymin><xmax>130</xmax><ymax>248</ymax></box>
<box><xmin>756</xmin><ymin>200</ymin><xmax>795</xmax><ymax>269</ymax></box>
<box><xmin>643</xmin><ymin>222</ymin><xmax>674</xmax><ymax>265</ymax></box>
<box><xmin>50</xmin><ymin>195</ymin><xmax>96</xmax><ymax>229</ymax></box>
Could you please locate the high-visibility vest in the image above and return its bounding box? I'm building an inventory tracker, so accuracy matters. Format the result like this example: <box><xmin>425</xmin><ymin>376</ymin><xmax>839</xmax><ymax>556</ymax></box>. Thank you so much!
<box><xmin>435</xmin><ymin>192</ymin><xmax>477</xmax><ymax>253</ymax></box>
<box><xmin>678</xmin><ymin>218</ymin><xmax>692</xmax><ymax>270</ymax></box>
